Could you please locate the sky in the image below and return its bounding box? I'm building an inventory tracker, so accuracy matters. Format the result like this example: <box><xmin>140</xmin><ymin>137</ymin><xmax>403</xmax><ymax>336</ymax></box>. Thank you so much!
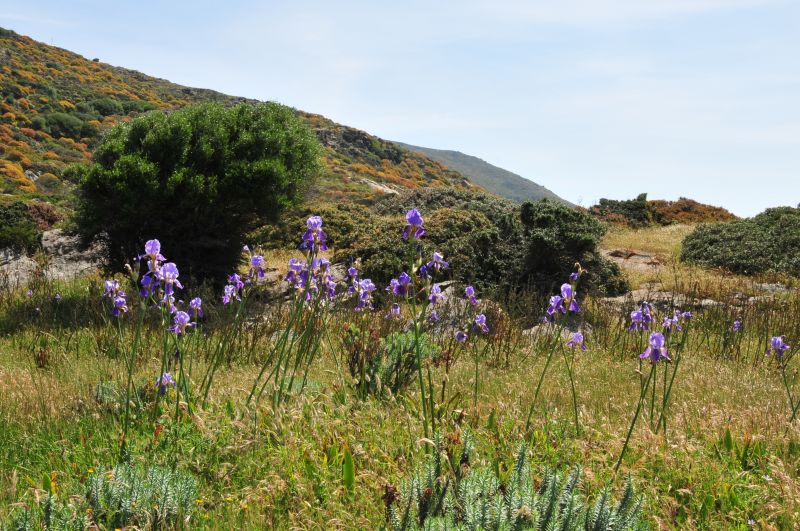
<box><xmin>2</xmin><ymin>0</ymin><xmax>798</xmax><ymax>216</ymax></box>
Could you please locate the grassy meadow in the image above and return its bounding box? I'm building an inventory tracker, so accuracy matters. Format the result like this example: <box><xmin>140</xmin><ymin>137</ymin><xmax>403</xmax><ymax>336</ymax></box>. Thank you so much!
<box><xmin>0</xmin><ymin>224</ymin><xmax>799</xmax><ymax>529</ymax></box>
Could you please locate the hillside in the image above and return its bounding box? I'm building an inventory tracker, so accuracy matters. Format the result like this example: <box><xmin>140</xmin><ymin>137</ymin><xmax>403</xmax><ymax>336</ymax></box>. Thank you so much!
<box><xmin>394</xmin><ymin>141</ymin><xmax>569</xmax><ymax>204</ymax></box>
<box><xmin>0</xmin><ymin>27</ymin><xmax>470</xmax><ymax>209</ymax></box>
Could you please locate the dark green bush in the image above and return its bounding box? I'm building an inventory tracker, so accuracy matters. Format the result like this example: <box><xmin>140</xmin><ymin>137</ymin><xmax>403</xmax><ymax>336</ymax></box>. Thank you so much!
<box><xmin>681</xmin><ymin>207</ymin><xmax>800</xmax><ymax>276</ymax></box>
<box><xmin>591</xmin><ymin>193</ymin><xmax>652</xmax><ymax>227</ymax></box>
<box><xmin>0</xmin><ymin>202</ymin><xmax>41</xmax><ymax>253</ymax></box>
<box><xmin>258</xmin><ymin>189</ymin><xmax>626</xmax><ymax>297</ymax></box>
<box><xmin>520</xmin><ymin>198</ymin><xmax>626</xmax><ymax>295</ymax></box>
<box><xmin>90</xmin><ymin>97</ymin><xmax>124</xmax><ymax>117</ymax></box>
<box><xmin>44</xmin><ymin>112</ymin><xmax>84</xmax><ymax>140</ymax></box>
<box><xmin>76</xmin><ymin>102</ymin><xmax>322</xmax><ymax>282</ymax></box>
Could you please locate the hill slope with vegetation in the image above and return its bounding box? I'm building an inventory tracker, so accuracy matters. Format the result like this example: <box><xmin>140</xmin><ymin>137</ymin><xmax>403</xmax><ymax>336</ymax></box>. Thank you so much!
<box><xmin>0</xmin><ymin>27</ymin><xmax>473</xmax><ymax>209</ymax></box>
<box><xmin>394</xmin><ymin>141</ymin><xmax>568</xmax><ymax>204</ymax></box>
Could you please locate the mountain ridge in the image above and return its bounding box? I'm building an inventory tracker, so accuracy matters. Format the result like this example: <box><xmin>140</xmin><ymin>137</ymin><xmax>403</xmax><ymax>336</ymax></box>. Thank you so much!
<box><xmin>393</xmin><ymin>142</ymin><xmax>569</xmax><ymax>204</ymax></box>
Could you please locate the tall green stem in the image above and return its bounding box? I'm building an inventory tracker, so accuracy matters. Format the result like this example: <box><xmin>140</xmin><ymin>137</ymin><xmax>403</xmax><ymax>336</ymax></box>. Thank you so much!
<box><xmin>615</xmin><ymin>364</ymin><xmax>654</xmax><ymax>474</ymax></box>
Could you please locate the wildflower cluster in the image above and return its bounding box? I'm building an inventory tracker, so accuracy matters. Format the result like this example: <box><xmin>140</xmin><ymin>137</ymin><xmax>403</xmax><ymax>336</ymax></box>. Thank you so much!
<box><xmin>347</xmin><ymin>265</ymin><xmax>377</xmax><ymax>311</ymax></box>
<box><xmin>662</xmin><ymin>309</ymin><xmax>692</xmax><ymax>332</ymax></box>
<box><xmin>103</xmin><ymin>279</ymin><xmax>128</xmax><ymax>317</ymax></box>
<box><xmin>134</xmin><ymin>239</ymin><xmax>186</xmax><ymax>313</ymax></box>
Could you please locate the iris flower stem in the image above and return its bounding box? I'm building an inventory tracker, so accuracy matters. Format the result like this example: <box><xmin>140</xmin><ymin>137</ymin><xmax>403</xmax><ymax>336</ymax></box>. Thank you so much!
<box><xmin>615</xmin><ymin>364</ymin><xmax>655</xmax><ymax>475</ymax></box>
<box><xmin>152</xmin><ymin>306</ymin><xmax>171</xmax><ymax>422</ymax></box>
<box><xmin>471</xmin><ymin>339</ymin><xmax>491</xmax><ymax>421</ymax></box>
<box><xmin>649</xmin><ymin>362</ymin><xmax>657</xmax><ymax>428</ymax></box>
<box><xmin>781</xmin><ymin>367</ymin><xmax>800</xmax><ymax>422</ymax></box>
<box><xmin>656</xmin><ymin>325</ymin><xmax>690</xmax><ymax>435</ymax></box>
<box><xmin>524</xmin><ymin>320</ymin><xmax>564</xmax><ymax>435</ymax></box>
<box><xmin>119</xmin><ymin>307</ymin><xmax>143</xmax><ymax>462</ymax></box>
<box><xmin>561</xmin><ymin>345</ymin><xmax>580</xmax><ymax>436</ymax></box>
<box><xmin>407</xmin><ymin>246</ymin><xmax>431</xmax><ymax>445</ymax></box>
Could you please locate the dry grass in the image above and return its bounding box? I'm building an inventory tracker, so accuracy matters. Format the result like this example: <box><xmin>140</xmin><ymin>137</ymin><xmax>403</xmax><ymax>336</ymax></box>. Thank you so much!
<box><xmin>601</xmin><ymin>224</ymin><xmax>696</xmax><ymax>258</ymax></box>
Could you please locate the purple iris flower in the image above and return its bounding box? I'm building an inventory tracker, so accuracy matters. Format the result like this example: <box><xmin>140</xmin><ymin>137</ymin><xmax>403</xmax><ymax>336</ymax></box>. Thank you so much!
<box><xmin>416</xmin><ymin>264</ymin><xmax>431</xmax><ymax>281</ymax></box>
<box><xmin>474</xmin><ymin>314</ymin><xmax>490</xmax><ymax>334</ymax></box>
<box><xmin>429</xmin><ymin>284</ymin><xmax>444</xmax><ymax>304</ymax></box>
<box><xmin>426</xmin><ymin>251</ymin><xmax>449</xmax><ymax>272</ymax></box>
<box><xmin>560</xmin><ymin>283</ymin><xmax>580</xmax><ymax>313</ymax></box>
<box><xmin>156</xmin><ymin>372</ymin><xmax>176</xmax><ymax>395</ymax></box>
<box><xmin>386</xmin><ymin>303</ymin><xmax>402</xmax><ymax>319</ymax></box>
<box><xmin>250</xmin><ymin>255</ymin><xmax>265</xmax><ymax>280</ymax></box>
<box><xmin>222</xmin><ymin>284</ymin><xmax>240</xmax><ymax>305</ymax></box>
<box><xmin>569</xmin><ymin>272</ymin><xmax>579</xmax><ymax>282</ymax></box>
<box><xmin>112</xmin><ymin>295</ymin><xmax>128</xmax><ymax>317</ymax></box>
<box><xmin>140</xmin><ymin>239</ymin><xmax>166</xmax><ymax>278</ymax></box>
<box><xmin>547</xmin><ymin>295</ymin><xmax>564</xmax><ymax>316</ymax></box>
<box><xmin>54</xmin><ymin>293</ymin><xmax>62</xmax><ymax>302</ymax></box>
<box><xmin>681</xmin><ymin>311</ymin><xmax>693</xmax><ymax>320</ymax></box>
<box><xmin>103</xmin><ymin>279</ymin><xmax>127</xmax><ymax>316</ymax></box>
<box><xmin>228</xmin><ymin>273</ymin><xmax>245</xmax><ymax>291</ymax></box>
<box><xmin>402</xmin><ymin>209</ymin><xmax>425</xmax><ymax>240</ymax></box>
<box><xmin>26</xmin><ymin>289</ymin><xmax>32</xmax><ymax>298</ymax></box>
<box><xmin>168</xmin><ymin>311</ymin><xmax>193</xmax><ymax>335</ymax></box>
<box><xmin>189</xmin><ymin>297</ymin><xmax>203</xmax><ymax>318</ymax></box>
<box><xmin>766</xmin><ymin>336</ymin><xmax>791</xmax><ymax>358</ymax></box>
<box><xmin>355</xmin><ymin>279</ymin><xmax>376</xmax><ymax>310</ymax></box>
<box><xmin>465</xmin><ymin>285</ymin><xmax>477</xmax><ymax>305</ymax></box>
<box><xmin>566</xmin><ymin>332</ymin><xmax>587</xmax><ymax>351</ymax></box>
<box><xmin>325</xmin><ymin>278</ymin><xmax>337</xmax><ymax>299</ymax></box>
<box><xmin>103</xmin><ymin>280</ymin><xmax>122</xmax><ymax>298</ymax></box>
<box><xmin>347</xmin><ymin>266</ymin><xmax>358</xmax><ymax>279</ymax></box>
<box><xmin>663</xmin><ymin>315</ymin><xmax>681</xmax><ymax>331</ymax></box>
<box><xmin>732</xmin><ymin>320</ymin><xmax>742</xmax><ymax>332</ymax></box>
<box><xmin>455</xmin><ymin>330</ymin><xmax>468</xmax><ymax>343</ymax></box>
<box><xmin>140</xmin><ymin>274</ymin><xmax>156</xmax><ymax>298</ymax></box>
<box><xmin>628</xmin><ymin>303</ymin><xmax>654</xmax><ymax>332</ymax></box>
<box><xmin>388</xmin><ymin>272</ymin><xmax>412</xmax><ymax>297</ymax></box>
<box><xmin>158</xmin><ymin>262</ymin><xmax>183</xmax><ymax>297</ymax></box>
<box><xmin>429</xmin><ymin>310</ymin><xmax>439</xmax><ymax>323</ymax></box>
<box><xmin>640</xmin><ymin>332</ymin><xmax>670</xmax><ymax>363</ymax></box>
<box><xmin>301</xmin><ymin>215</ymin><xmax>328</xmax><ymax>252</ymax></box>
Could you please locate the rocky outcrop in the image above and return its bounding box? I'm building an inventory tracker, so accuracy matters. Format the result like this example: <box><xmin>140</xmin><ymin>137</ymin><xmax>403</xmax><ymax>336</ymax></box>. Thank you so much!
<box><xmin>0</xmin><ymin>229</ymin><xmax>103</xmax><ymax>286</ymax></box>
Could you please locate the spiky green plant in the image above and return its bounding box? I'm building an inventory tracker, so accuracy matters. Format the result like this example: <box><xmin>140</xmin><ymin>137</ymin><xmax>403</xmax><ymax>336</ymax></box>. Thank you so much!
<box><xmin>85</xmin><ymin>463</ymin><xmax>197</xmax><ymax>528</ymax></box>
<box><xmin>386</xmin><ymin>432</ymin><xmax>646</xmax><ymax>530</ymax></box>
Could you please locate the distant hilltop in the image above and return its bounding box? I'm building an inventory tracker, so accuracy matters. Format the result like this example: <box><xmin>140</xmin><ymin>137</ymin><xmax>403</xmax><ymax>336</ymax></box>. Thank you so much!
<box><xmin>394</xmin><ymin>142</ymin><xmax>570</xmax><ymax>205</ymax></box>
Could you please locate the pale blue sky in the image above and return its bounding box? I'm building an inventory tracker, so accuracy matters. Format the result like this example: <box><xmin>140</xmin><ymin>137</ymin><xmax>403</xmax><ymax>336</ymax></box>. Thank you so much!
<box><xmin>2</xmin><ymin>0</ymin><xmax>798</xmax><ymax>216</ymax></box>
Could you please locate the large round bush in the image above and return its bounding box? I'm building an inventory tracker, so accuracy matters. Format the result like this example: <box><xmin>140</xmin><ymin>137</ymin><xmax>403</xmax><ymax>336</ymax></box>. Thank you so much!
<box><xmin>76</xmin><ymin>102</ymin><xmax>322</xmax><ymax>281</ymax></box>
<box><xmin>681</xmin><ymin>207</ymin><xmax>800</xmax><ymax>276</ymax></box>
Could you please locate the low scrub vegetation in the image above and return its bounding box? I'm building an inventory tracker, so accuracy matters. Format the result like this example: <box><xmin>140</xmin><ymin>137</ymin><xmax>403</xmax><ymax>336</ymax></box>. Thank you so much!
<box><xmin>681</xmin><ymin>206</ymin><xmax>800</xmax><ymax>276</ymax></box>
<box><xmin>590</xmin><ymin>194</ymin><xmax>737</xmax><ymax>228</ymax></box>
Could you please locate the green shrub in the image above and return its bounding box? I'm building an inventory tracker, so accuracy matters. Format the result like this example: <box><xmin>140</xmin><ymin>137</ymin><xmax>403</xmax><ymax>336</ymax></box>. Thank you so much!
<box><xmin>258</xmin><ymin>189</ymin><xmax>626</xmax><ymax>297</ymax></box>
<box><xmin>89</xmin><ymin>97</ymin><xmax>124</xmax><ymax>117</ymax></box>
<box><xmin>681</xmin><ymin>207</ymin><xmax>800</xmax><ymax>276</ymax></box>
<box><xmin>520</xmin><ymin>199</ymin><xmax>626</xmax><ymax>295</ymax></box>
<box><xmin>44</xmin><ymin>112</ymin><xmax>84</xmax><ymax>140</ymax></box>
<box><xmin>75</xmin><ymin>102</ymin><xmax>322</xmax><ymax>282</ymax></box>
<box><xmin>0</xmin><ymin>202</ymin><xmax>41</xmax><ymax>253</ymax></box>
<box><xmin>386</xmin><ymin>431</ymin><xmax>646</xmax><ymax>530</ymax></box>
<box><xmin>590</xmin><ymin>193</ymin><xmax>652</xmax><ymax>227</ymax></box>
